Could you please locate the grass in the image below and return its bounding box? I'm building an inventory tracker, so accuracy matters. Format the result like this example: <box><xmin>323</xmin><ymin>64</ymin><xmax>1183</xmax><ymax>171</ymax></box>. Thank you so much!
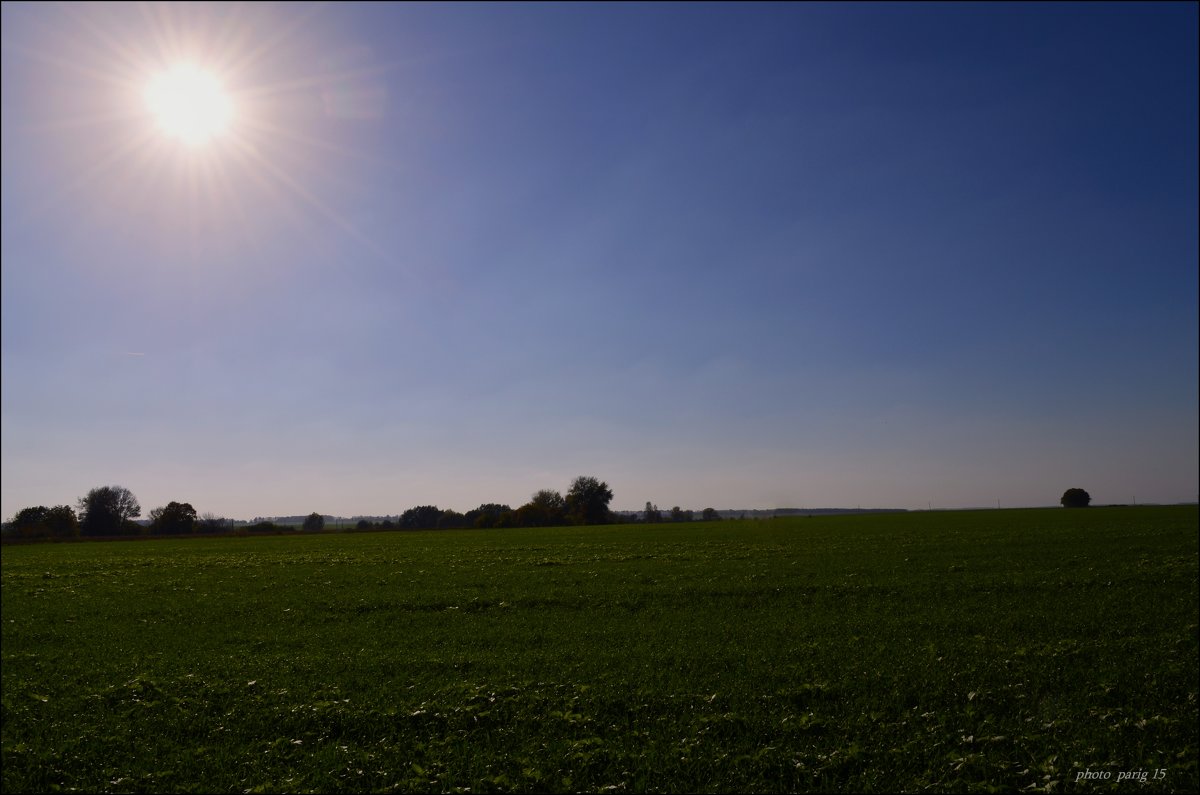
<box><xmin>2</xmin><ymin>506</ymin><xmax>1196</xmax><ymax>793</ymax></box>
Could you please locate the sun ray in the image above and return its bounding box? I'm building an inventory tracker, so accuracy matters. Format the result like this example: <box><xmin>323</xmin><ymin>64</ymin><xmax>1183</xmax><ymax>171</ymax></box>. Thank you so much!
<box><xmin>236</xmin><ymin>116</ymin><xmax>406</xmax><ymax>175</ymax></box>
<box><xmin>227</xmin><ymin>134</ymin><xmax>397</xmax><ymax>268</ymax></box>
<box><xmin>207</xmin><ymin>3</ymin><xmax>269</xmax><ymax>84</ymax></box>
<box><xmin>13</xmin><ymin>127</ymin><xmax>158</xmax><ymax>228</ymax></box>
<box><xmin>0</xmin><ymin>39</ymin><xmax>136</xmax><ymax>91</ymax></box>
<box><xmin>234</xmin><ymin>59</ymin><xmax>402</xmax><ymax>102</ymax></box>
<box><xmin>16</xmin><ymin>108</ymin><xmax>145</xmax><ymax>135</ymax></box>
<box><xmin>119</xmin><ymin>143</ymin><xmax>176</xmax><ymax>240</ymax></box>
<box><xmin>141</xmin><ymin>0</ymin><xmax>190</xmax><ymax>70</ymax></box>
<box><xmin>218</xmin><ymin>2</ymin><xmax>327</xmax><ymax>81</ymax></box>
<box><xmin>222</xmin><ymin>139</ymin><xmax>316</xmax><ymax>244</ymax></box>
<box><xmin>203</xmin><ymin>142</ymin><xmax>265</xmax><ymax>264</ymax></box>
<box><xmin>71</xmin><ymin>3</ymin><xmax>170</xmax><ymax>80</ymax></box>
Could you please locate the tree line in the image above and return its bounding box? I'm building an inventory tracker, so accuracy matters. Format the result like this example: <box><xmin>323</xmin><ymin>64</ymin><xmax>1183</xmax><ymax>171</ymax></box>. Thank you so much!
<box><xmin>3</xmin><ymin>485</ymin><xmax>218</xmax><ymax>540</ymax></box>
<box><xmin>2</xmin><ymin>476</ymin><xmax>628</xmax><ymax>541</ymax></box>
<box><xmin>641</xmin><ymin>503</ymin><xmax>722</xmax><ymax>523</ymax></box>
<box><xmin>6</xmin><ymin>481</ymin><xmax>1096</xmax><ymax>541</ymax></box>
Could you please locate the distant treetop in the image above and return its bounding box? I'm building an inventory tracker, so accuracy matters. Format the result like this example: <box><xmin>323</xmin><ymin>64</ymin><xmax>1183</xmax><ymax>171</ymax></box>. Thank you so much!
<box><xmin>1060</xmin><ymin>488</ymin><xmax>1091</xmax><ymax>508</ymax></box>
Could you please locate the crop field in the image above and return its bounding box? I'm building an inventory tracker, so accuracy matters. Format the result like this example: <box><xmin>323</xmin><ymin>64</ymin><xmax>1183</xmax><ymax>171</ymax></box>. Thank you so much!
<box><xmin>2</xmin><ymin>506</ymin><xmax>1197</xmax><ymax>793</ymax></box>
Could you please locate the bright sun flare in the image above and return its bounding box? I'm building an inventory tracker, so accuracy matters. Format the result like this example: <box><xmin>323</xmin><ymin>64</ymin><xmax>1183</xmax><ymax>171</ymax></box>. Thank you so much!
<box><xmin>144</xmin><ymin>65</ymin><xmax>232</xmax><ymax>146</ymax></box>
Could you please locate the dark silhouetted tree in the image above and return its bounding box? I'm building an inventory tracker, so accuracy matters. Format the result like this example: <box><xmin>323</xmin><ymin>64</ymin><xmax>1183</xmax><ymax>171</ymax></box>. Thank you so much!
<box><xmin>400</xmin><ymin>505</ymin><xmax>442</xmax><ymax>530</ymax></box>
<box><xmin>701</xmin><ymin>508</ymin><xmax>720</xmax><ymax>521</ymax></box>
<box><xmin>669</xmin><ymin>506</ymin><xmax>694</xmax><ymax>522</ymax></box>
<box><xmin>6</xmin><ymin>506</ymin><xmax>76</xmax><ymax>539</ymax></box>
<box><xmin>643</xmin><ymin>502</ymin><xmax>662</xmax><ymax>523</ymax></box>
<box><xmin>565</xmin><ymin>476</ymin><xmax>613</xmax><ymax>526</ymax></box>
<box><xmin>199</xmin><ymin>512</ymin><xmax>226</xmax><ymax>533</ymax></box>
<box><xmin>78</xmin><ymin>486</ymin><xmax>141</xmax><ymax>536</ymax></box>
<box><xmin>466</xmin><ymin>503</ymin><xmax>513</xmax><ymax>529</ymax></box>
<box><xmin>302</xmin><ymin>512</ymin><xmax>326</xmax><ymax>532</ymax></box>
<box><xmin>532</xmin><ymin>489</ymin><xmax>566</xmax><ymax>522</ymax></box>
<box><xmin>516</xmin><ymin>489</ymin><xmax>567</xmax><ymax>527</ymax></box>
<box><xmin>9</xmin><ymin>506</ymin><xmax>50</xmax><ymax>539</ymax></box>
<box><xmin>1061</xmin><ymin>488</ymin><xmax>1091</xmax><ymax>508</ymax></box>
<box><xmin>513</xmin><ymin>504</ymin><xmax>535</xmax><ymax>526</ymax></box>
<box><xmin>149</xmin><ymin>501</ymin><xmax>198</xmax><ymax>535</ymax></box>
<box><xmin>45</xmin><ymin>505</ymin><xmax>79</xmax><ymax>537</ymax></box>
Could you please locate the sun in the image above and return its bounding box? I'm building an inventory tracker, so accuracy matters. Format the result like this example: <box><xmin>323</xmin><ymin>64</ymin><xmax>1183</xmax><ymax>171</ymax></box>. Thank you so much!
<box><xmin>144</xmin><ymin>64</ymin><xmax>233</xmax><ymax>146</ymax></box>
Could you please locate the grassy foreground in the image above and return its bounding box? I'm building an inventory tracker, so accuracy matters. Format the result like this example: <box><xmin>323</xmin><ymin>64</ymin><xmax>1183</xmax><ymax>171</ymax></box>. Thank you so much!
<box><xmin>2</xmin><ymin>506</ymin><xmax>1196</xmax><ymax>793</ymax></box>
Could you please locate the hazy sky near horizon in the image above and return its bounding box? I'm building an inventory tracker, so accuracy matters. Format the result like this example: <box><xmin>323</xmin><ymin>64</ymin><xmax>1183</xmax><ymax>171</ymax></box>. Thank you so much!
<box><xmin>2</xmin><ymin>2</ymin><xmax>1197</xmax><ymax>520</ymax></box>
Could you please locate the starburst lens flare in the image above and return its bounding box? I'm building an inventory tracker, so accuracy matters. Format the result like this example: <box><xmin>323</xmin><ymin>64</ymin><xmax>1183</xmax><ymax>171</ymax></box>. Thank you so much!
<box><xmin>144</xmin><ymin>65</ymin><xmax>233</xmax><ymax>145</ymax></box>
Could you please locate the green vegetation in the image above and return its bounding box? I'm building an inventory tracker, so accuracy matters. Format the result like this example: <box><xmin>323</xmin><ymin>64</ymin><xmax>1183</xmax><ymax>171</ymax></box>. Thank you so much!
<box><xmin>2</xmin><ymin>506</ymin><xmax>1196</xmax><ymax>793</ymax></box>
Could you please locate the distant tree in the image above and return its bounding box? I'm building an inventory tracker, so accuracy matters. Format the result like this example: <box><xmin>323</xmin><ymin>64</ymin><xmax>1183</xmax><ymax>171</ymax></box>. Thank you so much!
<box><xmin>355</xmin><ymin>519</ymin><xmax>373</xmax><ymax>531</ymax></box>
<box><xmin>400</xmin><ymin>505</ymin><xmax>443</xmax><ymax>530</ymax></box>
<box><xmin>438</xmin><ymin>509</ymin><xmax>468</xmax><ymax>529</ymax></box>
<box><xmin>669</xmin><ymin>506</ymin><xmax>694</xmax><ymax>522</ymax></box>
<box><xmin>4</xmin><ymin>511</ymin><xmax>76</xmax><ymax>542</ymax></box>
<box><xmin>643</xmin><ymin>502</ymin><xmax>662</xmax><ymax>523</ymax></box>
<box><xmin>198</xmin><ymin>513</ymin><xmax>227</xmax><ymax>533</ymax></box>
<box><xmin>565</xmin><ymin>476</ymin><xmax>613</xmax><ymax>526</ymax></box>
<box><xmin>516</xmin><ymin>489</ymin><xmax>567</xmax><ymax>527</ymax></box>
<box><xmin>44</xmin><ymin>505</ymin><xmax>80</xmax><ymax>537</ymax></box>
<box><xmin>513</xmin><ymin>503</ymin><xmax>536</xmax><ymax>527</ymax></box>
<box><xmin>78</xmin><ymin>486</ymin><xmax>141</xmax><ymax>536</ymax></box>
<box><xmin>149</xmin><ymin>501</ymin><xmax>198</xmax><ymax>535</ymax></box>
<box><xmin>1061</xmin><ymin>488</ymin><xmax>1092</xmax><ymax>508</ymax></box>
<box><xmin>465</xmin><ymin>503</ymin><xmax>513</xmax><ymax>529</ymax></box>
<box><xmin>9</xmin><ymin>506</ymin><xmax>50</xmax><ymax>539</ymax></box>
<box><xmin>302</xmin><ymin>512</ymin><xmax>326</xmax><ymax>532</ymax></box>
<box><xmin>533</xmin><ymin>489</ymin><xmax>567</xmax><ymax>522</ymax></box>
<box><xmin>701</xmin><ymin>508</ymin><xmax>720</xmax><ymax>521</ymax></box>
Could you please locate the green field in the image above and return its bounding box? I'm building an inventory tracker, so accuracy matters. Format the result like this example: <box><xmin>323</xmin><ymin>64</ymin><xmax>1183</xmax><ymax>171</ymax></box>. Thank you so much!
<box><xmin>2</xmin><ymin>506</ymin><xmax>1196</xmax><ymax>793</ymax></box>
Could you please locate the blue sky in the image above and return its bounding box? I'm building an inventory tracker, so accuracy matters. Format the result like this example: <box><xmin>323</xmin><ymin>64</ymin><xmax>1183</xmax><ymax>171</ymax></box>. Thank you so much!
<box><xmin>2</xmin><ymin>2</ymin><xmax>1196</xmax><ymax>519</ymax></box>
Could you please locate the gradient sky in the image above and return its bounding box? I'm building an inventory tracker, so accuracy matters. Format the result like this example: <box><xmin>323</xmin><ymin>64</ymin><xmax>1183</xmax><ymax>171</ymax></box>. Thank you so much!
<box><xmin>2</xmin><ymin>2</ymin><xmax>1197</xmax><ymax>520</ymax></box>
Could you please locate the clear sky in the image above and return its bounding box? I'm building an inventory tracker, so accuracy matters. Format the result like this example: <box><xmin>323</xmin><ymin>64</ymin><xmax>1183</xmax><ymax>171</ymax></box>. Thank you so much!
<box><xmin>2</xmin><ymin>2</ymin><xmax>1197</xmax><ymax>520</ymax></box>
